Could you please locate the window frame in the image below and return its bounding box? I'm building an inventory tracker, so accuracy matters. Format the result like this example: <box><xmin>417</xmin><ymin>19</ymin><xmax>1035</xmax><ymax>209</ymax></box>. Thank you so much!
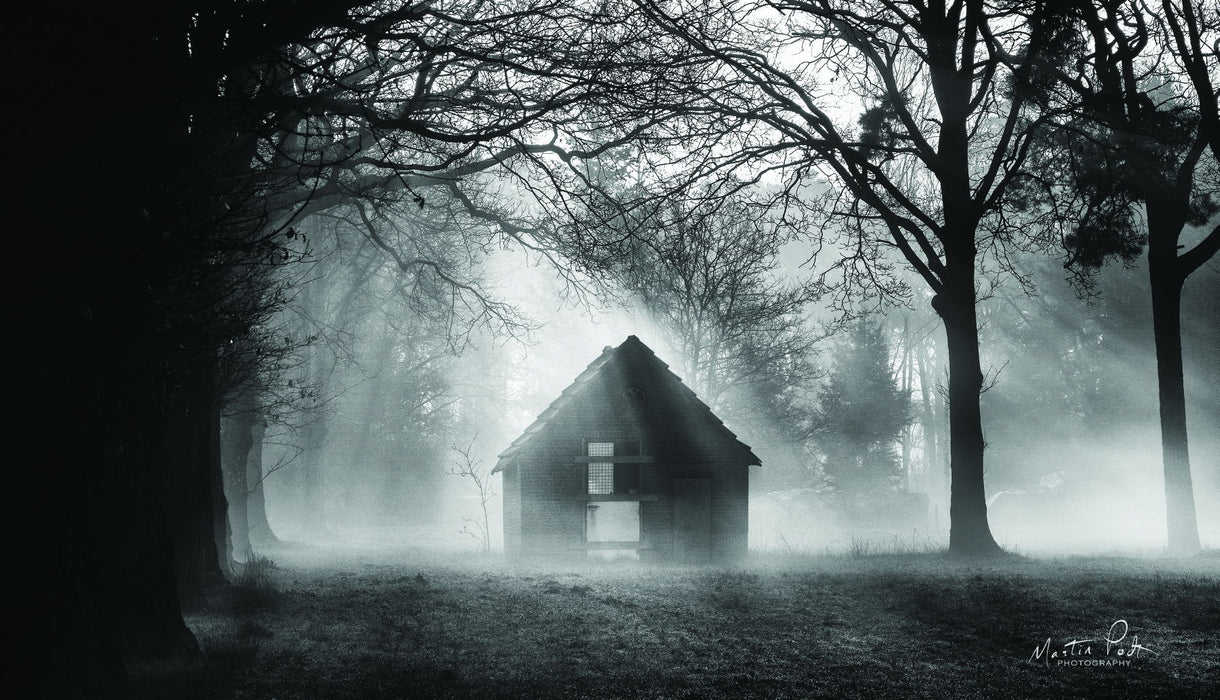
<box><xmin>583</xmin><ymin>438</ymin><xmax>646</xmax><ymax>497</ymax></box>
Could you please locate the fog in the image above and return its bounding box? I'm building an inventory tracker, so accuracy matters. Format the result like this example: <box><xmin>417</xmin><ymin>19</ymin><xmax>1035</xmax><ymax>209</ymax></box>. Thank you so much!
<box><xmin>253</xmin><ymin>228</ymin><xmax>1219</xmax><ymax>559</ymax></box>
<box><xmin>25</xmin><ymin>2</ymin><xmax>1220</xmax><ymax>696</ymax></box>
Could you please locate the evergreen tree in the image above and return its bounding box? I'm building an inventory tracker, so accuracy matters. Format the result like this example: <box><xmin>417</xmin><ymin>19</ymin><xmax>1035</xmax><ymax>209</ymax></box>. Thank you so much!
<box><xmin>817</xmin><ymin>320</ymin><xmax>911</xmax><ymax>498</ymax></box>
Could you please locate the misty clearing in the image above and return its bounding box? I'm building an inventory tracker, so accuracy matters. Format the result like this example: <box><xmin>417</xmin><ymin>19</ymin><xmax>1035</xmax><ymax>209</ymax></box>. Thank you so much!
<box><xmin>10</xmin><ymin>0</ymin><xmax>1219</xmax><ymax>697</ymax></box>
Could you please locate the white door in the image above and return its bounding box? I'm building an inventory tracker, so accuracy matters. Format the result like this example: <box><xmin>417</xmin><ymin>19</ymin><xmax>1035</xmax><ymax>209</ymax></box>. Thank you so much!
<box><xmin>586</xmin><ymin>501</ymin><xmax>640</xmax><ymax>542</ymax></box>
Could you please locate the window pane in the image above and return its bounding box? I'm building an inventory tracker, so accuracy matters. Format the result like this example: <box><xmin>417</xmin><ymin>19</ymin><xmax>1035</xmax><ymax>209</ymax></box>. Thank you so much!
<box><xmin>588</xmin><ymin>462</ymin><xmax>613</xmax><ymax>494</ymax></box>
<box><xmin>588</xmin><ymin>442</ymin><xmax>614</xmax><ymax>457</ymax></box>
<box><xmin>588</xmin><ymin>442</ymin><xmax>614</xmax><ymax>494</ymax></box>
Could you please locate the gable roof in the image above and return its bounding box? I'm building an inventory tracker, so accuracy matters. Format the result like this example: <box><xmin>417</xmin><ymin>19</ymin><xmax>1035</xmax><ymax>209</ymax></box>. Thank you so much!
<box><xmin>493</xmin><ymin>335</ymin><xmax>760</xmax><ymax>472</ymax></box>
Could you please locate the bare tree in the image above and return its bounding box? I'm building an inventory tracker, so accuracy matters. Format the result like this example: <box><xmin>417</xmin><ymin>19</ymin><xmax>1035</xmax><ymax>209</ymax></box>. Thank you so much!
<box><xmin>9</xmin><ymin>1</ymin><xmax>681</xmax><ymax>688</ymax></box>
<box><xmin>619</xmin><ymin>190</ymin><xmax>822</xmax><ymax>423</ymax></box>
<box><xmin>448</xmin><ymin>438</ymin><xmax>497</xmax><ymax>554</ymax></box>
<box><xmin>568</xmin><ymin>0</ymin><xmax>1073</xmax><ymax>553</ymax></box>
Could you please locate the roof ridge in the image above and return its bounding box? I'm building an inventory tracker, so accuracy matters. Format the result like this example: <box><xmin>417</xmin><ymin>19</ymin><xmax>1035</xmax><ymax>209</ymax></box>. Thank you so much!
<box><xmin>494</xmin><ymin>335</ymin><xmax>759</xmax><ymax>471</ymax></box>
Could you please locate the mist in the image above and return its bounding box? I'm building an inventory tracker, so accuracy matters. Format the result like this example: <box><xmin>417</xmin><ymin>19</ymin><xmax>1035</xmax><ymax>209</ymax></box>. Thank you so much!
<box><xmin>16</xmin><ymin>0</ymin><xmax>1220</xmax><ymax>696</ymax></box>
<box><xmin>250</xmin><ymin>230</ymin><xmax>1218</xmax><ymax>557</ymax></box>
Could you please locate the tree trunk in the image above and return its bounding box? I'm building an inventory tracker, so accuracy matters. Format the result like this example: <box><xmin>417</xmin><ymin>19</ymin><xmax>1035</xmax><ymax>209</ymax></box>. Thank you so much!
<box><xmin>30</xmin><ymin>285</ymin><xmax>202</xmax><ymax>684</ymax></box>
<box><xmin>210</xmin><ymin>392</ymin><xmax>232</xmax><ymax>578</ymax></box>
<box><xmin>933</xmin><ymin>266</ymin><xmax>1002</xmax><ymax>556</ymax></box>
<box><xmin>914</xmin><ymin>338</ymin><xmax>942</xmax><ymax>498</ymax></box>
<box><xmin>900</xmin><ymin>316</ymin><xmax>913</xmax><ymax>491</ymax></box>
<box><xmin>1148</xmin><ymin>256</ymin><xmax>1201</xmax><ymax>554</ymax></box>
<box><xmin>11</xmin><ymin>0</ymin><xmax>284</xmax><ymax>687</ymax></box>
<box><xmin>167</xmin><ymin>360</ymin><xmax>230</xmax><ymax>608</ymax></box>
<box><xmin>246</xmin><ymin>415</ymin><xmax>281</xmax><ymax>546</ymax></box>
<box><xmin>292</xmin><ymin>309</ymin><xmax>332</xmax><ymax>538</ymax></box>
<box><xmin>222</xmin><ymin>407</ymin><xmax>256</xmax><ymax>562</ymax></box>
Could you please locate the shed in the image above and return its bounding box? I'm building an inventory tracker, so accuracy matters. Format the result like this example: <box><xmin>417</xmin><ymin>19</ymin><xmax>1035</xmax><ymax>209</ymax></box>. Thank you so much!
<box><xmin>493</xmin><ymin>335</ymin><xmax>760</xmax><ymax>560</ymax></box>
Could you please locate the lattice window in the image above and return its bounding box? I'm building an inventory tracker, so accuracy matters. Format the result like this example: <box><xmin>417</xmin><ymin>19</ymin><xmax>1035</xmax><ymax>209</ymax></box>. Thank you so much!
<box><xmin>588</xmin><ymin>442</ymin><xmax>614</xmax><ymax>457</ymax></box>
<box><xmin>587</xmin><ymin>441</ymin><xmax>614</xmax><ymax>494</ymax></box>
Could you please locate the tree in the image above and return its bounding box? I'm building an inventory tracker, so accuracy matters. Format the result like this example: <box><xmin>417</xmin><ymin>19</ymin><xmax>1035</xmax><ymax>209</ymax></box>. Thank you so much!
<box><xmin>817</xmin><ymin>319</ymin><xmax>912</xmax><ymax>498</ymax></box>
<box><xmin>219</xmin><ymin>328</ymin><xmax>305</xmax><ymax>561</ymax></box>
<box><xmin>448</xmin><ymin>438</ymin><xmax>497</xmax><ymax>554</ymax></box>
<box><xmin>7</xmin><ymin>1</ymin><xmax>670</xmax><ymax>690</ymax></box>
<box><xmin>617</xmin><ymin>190</ymin><xmax>822</xmax><ymax>445</ymax></box>
<box><xmin>1029</xmin><ymin>0</ymin><xmax>1220</xmax><ymax>553</ymax></box>
<box><xmin>601</xmin><ymin>187</ymin><xmax>825</xmax><ymax>488</ymax></box>
<box><xmin>258</xmin><ymin>200</ymin><xmax>519</xmax><ymax>537</ymax></box>
<box><xmin>582</xmin><ymin>0</ymin><xmax>1072</xmax><ymax>553</ymax></box>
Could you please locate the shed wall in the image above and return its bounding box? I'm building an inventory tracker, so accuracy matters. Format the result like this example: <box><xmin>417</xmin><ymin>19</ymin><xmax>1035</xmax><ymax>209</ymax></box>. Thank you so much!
<box><xmin>502</xmin><ymin>464</ymin><xmax>521</xmax><ymax>554</ymax></box>
<box><xmin>499</xmin><ymin>346</ymin><xmax>752</xmax><ymax>560</ymax></box>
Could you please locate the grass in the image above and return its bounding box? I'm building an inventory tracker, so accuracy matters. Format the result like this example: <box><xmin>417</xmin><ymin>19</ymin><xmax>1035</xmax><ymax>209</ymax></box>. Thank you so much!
<box><xmin>130</xmin><ymin>547</ymin><xmax>1220</xmax><ymax>699</ymax></box>
<box><xmin>229</xmin><ymin>555</ymin><xmax>281</xmax><ymax>614</ymax></box>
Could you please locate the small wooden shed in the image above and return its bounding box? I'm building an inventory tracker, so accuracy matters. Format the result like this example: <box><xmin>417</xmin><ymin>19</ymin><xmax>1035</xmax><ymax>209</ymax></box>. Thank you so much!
<box><xmin>493</xmin><ymin>335</ymin><xmax>759</xmax><ymax>560</ymax></box>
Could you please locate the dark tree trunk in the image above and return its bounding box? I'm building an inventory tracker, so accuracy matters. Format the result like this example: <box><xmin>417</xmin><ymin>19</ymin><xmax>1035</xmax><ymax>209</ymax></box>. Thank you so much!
<box><xmin>247</xmin><ymin>416</ymin><xmax>281</xmax><ymax>546</ymax></box>
<box><xmin>1139</xmin><ymin>177</ymin><xmax>1206</xmax><ymax>555</ymax></box>
<box><xmin>28</xmin><ymin>360</ymin><xmax>197</xmax><ymax>696</ymax></box>
<box><xmin>24</xmin><ymin>274</ymin><xmax>202</xmax><ymax>693</ymax></box>
<box><xmin>933</xmin><ymin>262</ymin><xmax>1002</xmax><ymax>556</ymax></box>
<box><xmin>924</xmin><ymin>15</ymin><xmax>1003</xmax><ymax>555</ymax></box>
<box><xmin>167</xmin><ymin>360</ymin><xmax>230</xmax><ymax>608</ymax></box>
<box><xmin>222</xmin><ymin>407</ymin><xmax>256</xmax><ymax>561</ymax></box>
<box><xmin>111</xmin><ymin>371</ymin><xmax>202</xmax><ymax>658</ymax></box>
<box><xmin>211</xmin><ymin>392</ymin><xmax>232</xmax><ymax>577</ymax></box>
<box><xmin>14</xmin><ymin>4</ymin><xmax>202</xmax><ymax>685</ymax></box>
<box><xmin>222</xmin><ymin>390</ymin><xmax>281</xmax><ymax>555</ymax></box>
<box><xmin>15</xmin><ymin>0</ymin><xmax>358</xmax><ymax>687</ymax></box>
<box><xmin>1148</xmin><ymin>251</ymin><xmax>1201</xmax><ymax>554</ymax></box>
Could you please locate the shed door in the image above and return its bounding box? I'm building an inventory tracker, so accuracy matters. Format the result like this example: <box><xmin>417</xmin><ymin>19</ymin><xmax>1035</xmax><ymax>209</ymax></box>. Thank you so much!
<box><xmin>673</xmin><ymin>478</ymin><xmax>711</xmax><ymax>559</ymax></box>
<box><xmin>586</xmin><ymin>501</ymin><xmax>640</xmax><ymax>543</ymax></box>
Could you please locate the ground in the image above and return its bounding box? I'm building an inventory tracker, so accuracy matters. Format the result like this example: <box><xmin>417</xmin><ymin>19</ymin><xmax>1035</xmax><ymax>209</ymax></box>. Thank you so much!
<box><xmin>130</xmin><ymin>545</ymin><xmax>1220</xmax><ymax>699</ymax></box>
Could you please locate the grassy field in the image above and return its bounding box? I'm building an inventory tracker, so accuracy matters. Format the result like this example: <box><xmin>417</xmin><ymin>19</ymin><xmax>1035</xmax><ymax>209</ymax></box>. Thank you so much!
<box><xmin>130</xmin><ymin>545</ymin><xmax>1220</xmax><ymax>699</ymax></box>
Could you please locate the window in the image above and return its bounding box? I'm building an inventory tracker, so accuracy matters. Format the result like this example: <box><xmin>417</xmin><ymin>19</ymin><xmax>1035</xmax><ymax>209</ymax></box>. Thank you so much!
<box><xmin>586</xmin><ymin>440</ymin><xmax>642</xmax><ymax>496</ymax></box>
<box><xmin>587</xmin><ymin>442</ymin><xmax>614</xmax><ymax>495</ymax></box>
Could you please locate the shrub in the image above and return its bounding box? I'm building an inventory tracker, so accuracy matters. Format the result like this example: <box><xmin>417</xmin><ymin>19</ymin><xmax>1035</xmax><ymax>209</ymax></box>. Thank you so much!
<box><xmin>231</xmin><ymin>555</ymin><xmax>280</xmax><ymax>614</ymax></box>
